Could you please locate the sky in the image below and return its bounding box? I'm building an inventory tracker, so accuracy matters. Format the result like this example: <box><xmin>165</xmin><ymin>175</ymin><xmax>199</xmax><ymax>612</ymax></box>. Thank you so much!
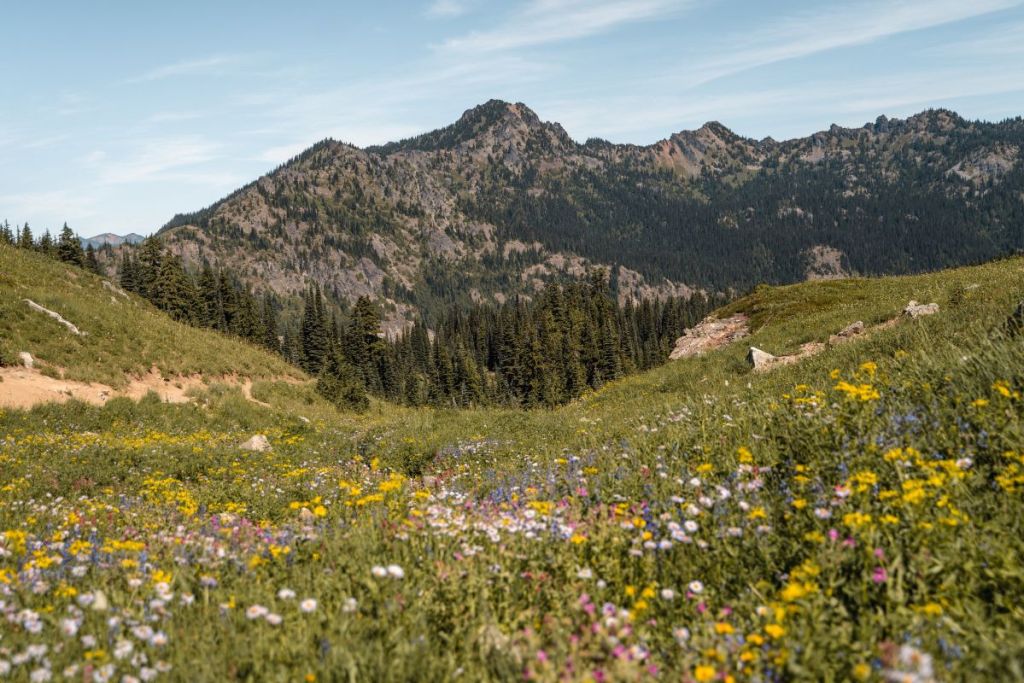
<box><xmin>2</xmin><ymin>0</ymin><xmax>1024</xmax><ymax>236</ymax></box>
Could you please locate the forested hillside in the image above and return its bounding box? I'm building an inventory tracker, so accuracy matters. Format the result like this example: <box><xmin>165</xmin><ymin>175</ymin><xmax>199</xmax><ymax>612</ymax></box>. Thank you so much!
<box><xmin>154</xmin><ymin>102</ymin><xmax>1024</xmax><ymax>324</ymax></box>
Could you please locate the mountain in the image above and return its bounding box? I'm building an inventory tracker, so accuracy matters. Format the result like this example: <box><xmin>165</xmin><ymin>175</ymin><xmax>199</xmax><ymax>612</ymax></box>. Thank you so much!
<box><xmin>156</xmin><ymin>100</ymin><xmax>1024</xmax><ymax>329</ymax></box>
<box><xmin>81</xmin><ymin>232</ymin><xmax>146</xmax><ymax>249</ymax></box>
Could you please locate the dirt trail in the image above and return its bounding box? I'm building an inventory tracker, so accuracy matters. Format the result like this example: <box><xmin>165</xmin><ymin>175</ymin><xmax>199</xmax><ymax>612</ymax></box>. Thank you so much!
<box><xmin>0</xmin><ymin>366</ymin><xmax>295</xmax><ymax>410</ymax></box>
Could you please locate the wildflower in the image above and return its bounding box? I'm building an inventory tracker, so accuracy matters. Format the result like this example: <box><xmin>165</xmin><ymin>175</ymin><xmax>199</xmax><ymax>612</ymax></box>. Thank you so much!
<box><xmin>714</xmin><ymin>622</ymin><xmax>735</xmax><ymax>635</ymax></box>
<box><xmin>371</xmin><ymin>565</ymin><xmax>388</xmax><ymax>578</ymax></box>
<box><xmin>661</xmin><ymin>588</ymin><xmax>676</xmax><ymax>600</ymax></box>
<box><xmin>300</xmin><ymin>599</ymin><xmax>318</xmax><ymax>613</ymax></box>
<box><xmin>684</xmin><ymin>520</ymin><xmax>699</xmax><ymax>533</ymax></box>
<box><xmin>872</xmin><ymin>567</ymin><xmax>888</xmax><ymax>584</ymax></box>
<box><xmin>765</xmin><ymin>624</ymin><xmax>785</xmax><ymax>639</ymax></box>
<box><xmin>277</xmin><ymin>588</ymin><xmax>296</xmax><ymax>600</ymax></box>
<box><xmin>150</xmin><ymin>632</ymin><xmax>168</xmax><ymax>647</ymax></box>
<box><xmin>387</xmin><ymin>564</ymin><xmax>405</xmax><ymax>579</ymax></box>
<box><xmin>266</xmin><ymin>613</ymin><xmax>283</xmax><ymax>626</ymax></box>
<box><xmin>342</xmin><ymin>598</ymin><xmax>358</xmax><ymax>613</ymax></box>
<box><xmin>688</xmin><ymin>580</ymin><xmax>704</xmax><ymax>595</ymax></box>
<box><xmin>694</xmin><ymin>665</ymin><xmax>716</xmax><ymax>682</ymax></box>
<box><xmin>577</xmin><ymin>567</ymin><xmax>593</xmax><ymax>580</ymax></box>
<box><xmin>246</xmin><ymin>604</ymin><xmax>269</xmax><ymax>620</ymax></box>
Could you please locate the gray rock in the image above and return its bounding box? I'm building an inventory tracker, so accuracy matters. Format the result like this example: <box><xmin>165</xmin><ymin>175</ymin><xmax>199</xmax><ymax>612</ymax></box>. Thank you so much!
<box><xmin>18</xmin><ymin>351</ymin><xmax>33</xmax><ymax>369</ymax></box>
<box><xmin>903</xmin><ymin>300</ymin><xmax>939</xmax><ymax>318</ymax></box>
<box><xmin>829</xmin><ymin>321</ymin><xmax>865</xmax><ymax>345</ymax></box>
<box><xmin>239</xmin><ymin>434</ymin><xmax>271</xmax><ymax>452</ymax></box>
<box><xmin>747</xmin><ymin>346</ymin><xmax>777</xmax><ymax>371</ymax></box>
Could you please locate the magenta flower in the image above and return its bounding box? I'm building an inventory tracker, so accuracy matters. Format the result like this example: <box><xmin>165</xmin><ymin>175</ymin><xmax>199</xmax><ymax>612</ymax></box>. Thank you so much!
<box><xmin>872</xmin><ymin>567</ymin><xmax>888</xmax><ymax>584</ymax></box>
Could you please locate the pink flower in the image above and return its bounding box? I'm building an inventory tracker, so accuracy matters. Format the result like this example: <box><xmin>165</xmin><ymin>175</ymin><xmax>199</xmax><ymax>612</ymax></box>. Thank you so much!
<box><xmin>872</xmin><ymin>567</ymin><xmax>888</xmax><ymax>584</ymax></box>
<box><xmin>536</xmin><ymin>650</ymin><xmax>548</xmax><ymax>663</ymax></box>
<box><xmin>828</xmin><ymin>528</ymin><xmax>840</xmax><ymax>541</ymax></box>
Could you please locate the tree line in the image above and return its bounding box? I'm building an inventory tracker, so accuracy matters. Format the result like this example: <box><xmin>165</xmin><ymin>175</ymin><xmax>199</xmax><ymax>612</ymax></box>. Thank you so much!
<box><xmin>3</xmin><ymin>225</ymin><xmax>713</xmax><ymax>411</ymax></box>
<box><xmin>1</xmin><ymin>220</ymin><xmax>103</xmax><ymax>273</ymax></box>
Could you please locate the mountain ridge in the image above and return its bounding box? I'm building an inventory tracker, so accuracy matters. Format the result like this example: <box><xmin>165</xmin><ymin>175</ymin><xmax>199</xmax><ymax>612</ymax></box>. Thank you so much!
<box><xmin>151</xmin><ymin>100</ymin><xmax>1024</xmax><ymax>331</ymax></box>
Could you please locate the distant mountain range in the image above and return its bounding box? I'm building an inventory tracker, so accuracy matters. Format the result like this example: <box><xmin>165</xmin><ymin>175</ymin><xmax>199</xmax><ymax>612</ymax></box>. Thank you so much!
<box><xmin>82</xmin><ymin>232</ymin><xmax>146</xmax><ymax>249</ymax></box>
<box><xmin>154</xmin><ymin>100</ymin><xmax>1024</xmax><ymax>328</ymax></box>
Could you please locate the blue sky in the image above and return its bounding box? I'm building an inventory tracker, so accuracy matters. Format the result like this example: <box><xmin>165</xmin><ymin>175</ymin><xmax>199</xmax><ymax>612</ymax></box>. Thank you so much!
<box><xmin>2</xmin><ymin>0</ymin><xmax>1023</xmax><ymax>235</ymax></box>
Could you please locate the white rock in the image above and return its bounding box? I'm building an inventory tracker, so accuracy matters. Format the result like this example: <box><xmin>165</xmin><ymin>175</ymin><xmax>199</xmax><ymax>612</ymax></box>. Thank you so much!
<box><xmin>18</xmin><ymin>351</ymin><xmax>34</xmax><ymax>369</ymax></box>
<box><xmin>747</xmin><ymin>346</ymin><xmax>777</xmax><ymax>371</ymax></box>
<box><xmin>903</xmin><ymin>300</ymin><xmax>939</xmax><ymax>318</ymax></box>
<box><xmin>239</xmin><ymin>434</ymin><xmax>271</xmax><ymax>452</ymax></box>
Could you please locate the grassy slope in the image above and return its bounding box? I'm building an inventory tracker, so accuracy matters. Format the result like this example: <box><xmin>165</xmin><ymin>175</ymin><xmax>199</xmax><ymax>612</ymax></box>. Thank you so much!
<box><xmin>1</xmin><ymin>255</ymin><xmax>1022</xmax><ymax>680</ymax></box>
<box><xmin>0</xmin><ymin>244</ymin><xmax>304</xmax><ymax>386</ymax></box>
<box><xmin>349</xmin><ymin>255</ymin><xmax>1024</xmax><ymax>465</ymax></box>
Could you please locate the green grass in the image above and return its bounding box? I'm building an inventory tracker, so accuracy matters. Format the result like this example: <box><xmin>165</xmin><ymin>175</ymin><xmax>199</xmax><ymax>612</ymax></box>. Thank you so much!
<box><xmin>0</xmin><ymin>255</ymin><xmax>1023</xmax><ymax>681</ymax></box>
<box><xmin>0</xmin><ymin>244</ymin><xmax>304</xmax><ymax>386</ymax></box>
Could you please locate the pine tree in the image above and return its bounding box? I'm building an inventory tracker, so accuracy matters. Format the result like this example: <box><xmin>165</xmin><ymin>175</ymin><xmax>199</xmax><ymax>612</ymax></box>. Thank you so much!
<box><xmin>85</xmin><ymin>244</ymin><xmax>102</xmax><ymax>274</ymax></box>
<box><xmin>18</xmin><ymin>223</ymin><xmax>33</xmax><ymax>250</ymax></box>
<box><xmin>299</xmin><ymin>285</ymin><xmax>330</xmax><ymax>374</ymax></box>
<box><xmin>38</xmin><ymin>229</ymin><xmax>54</xmax><ymax>256</ymax></box>
<box><xmin>316</xmin><ymin>347</ymin><xmax>369</xmax><ymax>412</ymax></box>
<box><xmin>56</xmin><ymin>223</ymin><xmax>86</xmax><ymax>266</ymax></box>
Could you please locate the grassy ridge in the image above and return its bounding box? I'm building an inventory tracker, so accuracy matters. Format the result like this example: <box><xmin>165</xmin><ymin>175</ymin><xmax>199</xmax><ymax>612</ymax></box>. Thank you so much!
<box><xmin>0</xmin><ymin>256</ymin><xmax>1022</xmax><ymax>681</ymax></box>
<box><xmin>0</xmin><ymin>244</ymin><xmax>303</xmax><ymax>386</ymax></box>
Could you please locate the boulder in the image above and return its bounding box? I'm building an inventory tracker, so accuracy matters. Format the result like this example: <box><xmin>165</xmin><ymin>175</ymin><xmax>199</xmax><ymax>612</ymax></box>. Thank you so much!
<box><xmin>903</xmin><ymin>300</ymin><xmax>939</xmax><ymax>318</ymax></box>
<box><xmin>747</xmin><ymin>346</ymin><xmax>778</xmax><ymax>371</ymax></box>
<box><xmin>239</xmin><ymin>434</ymin><xmax>271</xmax><ymax>452</ymax></box>
<box><xmin>670</xmin><ymin>314</ymin><xmax>750</xmax><ymax>360</ymax></box>
<box><xmin>828</xmin><ymin>321</ymin><xmax>865</xmax><ymax>345</ymax></box>
<box><xmin>18</xmin><ymin>351</ymin><xmax>34</xmax><ymax>369</ymax></box>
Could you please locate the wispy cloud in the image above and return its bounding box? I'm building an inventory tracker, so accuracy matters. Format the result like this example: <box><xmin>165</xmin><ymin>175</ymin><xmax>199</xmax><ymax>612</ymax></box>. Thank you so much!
<box><xmin>0</xmin><ymin>190</ymin><xmax>98</xmax><ymax>223</ymax></box>
<box><xmin>84</xmin><ymin>136</ymin><xmax>222</xmax><ymax>185</ymax></box>
<box><xmin>249</xmin><ymin>55</ymin><xmax>554</xmax><ymax>148</ymax></box>
<box><xmin>439</xmin><ymin>0</ymin><xmax>689</xmax><ymax>53</ymax></box>
<box><xmin>544</xmin><ymin>63</ymin><xmax>1024</xmax><ymax>143</ymax></box>
<box><xmin>679</xmin><ymin>0</ymin><xmax>1023</xmax><ymax>88</ymax></box>
<box><xmin>122</xmin><ymin>55</ymin><xmax>246</xmax><ymax>84</ymax></box>
<box><xmin>427</xmin><ymin>0</ymin><xmax>471</xmax><ymax>17</ymax></box>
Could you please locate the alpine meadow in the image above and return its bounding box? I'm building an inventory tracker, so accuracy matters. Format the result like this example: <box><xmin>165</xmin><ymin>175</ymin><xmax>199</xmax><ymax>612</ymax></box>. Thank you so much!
<box><xmin>2</xmin><ymin>2</ymin><xmax>1024</xmax><ymax>682</ymax></box>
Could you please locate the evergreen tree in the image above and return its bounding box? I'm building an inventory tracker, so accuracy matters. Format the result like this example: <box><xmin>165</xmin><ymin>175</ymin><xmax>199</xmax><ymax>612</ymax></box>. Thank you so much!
<box><xmin>85</xmin><ymin>244</ymin><xmax>102</xmax><ymax>274</ymax></box>
<box><xmin>18</xmin><ymin>223</ymin><xmax>33</xmax><ymax>249</ymax></box>
<box><xmin>299</xmin><ymin>285</ymin><xmax>330</xmax><ymax>374</ymax></box>
<box><xmin>316</xmin><ymin>347</ymin><xmax>369</xmax><ymax>412</ymax></box>
<box><xmin>56</xmin><ymin>223</ymin><xmax>86</xmax><ymax>266</ymax></box>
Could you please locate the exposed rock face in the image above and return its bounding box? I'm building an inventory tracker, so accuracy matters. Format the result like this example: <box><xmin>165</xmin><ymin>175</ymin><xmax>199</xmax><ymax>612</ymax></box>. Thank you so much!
<box><xmin>18</xmin><ymin>352</ymin><xmax>34</xmax><ymax>369</ymax></box>
<box><xmin>804</xmin><ymin>245</ymin><xmax>852</xmax><ymax>281</ymax></box>
<box><xmin>903</xmin><ymin>301</ymin><xmax>940</xmax><ymax>318</ymax></box>
<box><xmin>829</xmin><ymin>321</ymin><xmax>865</xmax><ymax>344</ymax></box>
<box><xmin>24</xmin><ymin>299</ymin><xmax>86</xmax><ymax>336</ymax></box>
<box><xmin>669</xmin><ymin>314</ymin><xmax>749</xmax><ymax>360</ymax></box>
<box><xmin>239</xmin><ymin>434</ymin><xmax>271</xmax><ymax>453</ymax></box>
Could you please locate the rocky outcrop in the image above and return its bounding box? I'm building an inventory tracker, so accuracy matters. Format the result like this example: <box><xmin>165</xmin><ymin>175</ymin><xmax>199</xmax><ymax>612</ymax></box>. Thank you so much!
<box><xmin>18</xmin><ymin>352</ymin><xmax>34</xmax><ymax>369</ymax></box>
<box><xmin>669</xmin><ymin>314</ymin><xmax>749</xmax><ymax>360</ymax></box>
<box><xmin>24</xmin><ymin>299</ymin><xmax>86</xmax><ymax>336</ymax></box>
<box><xmin>829</xmin><ymin>321</ymin><xmax>865</xmax><ymax>345</ymax></box>
<box><xmin>903</xmin><ymin>301</ymin><xmax>939</xmax><ymax>318</ymax></box>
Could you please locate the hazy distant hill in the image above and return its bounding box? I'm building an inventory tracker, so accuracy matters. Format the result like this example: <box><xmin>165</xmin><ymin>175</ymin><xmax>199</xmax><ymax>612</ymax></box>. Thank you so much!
<box><xmin>81</xmin><ymin>232</ymin><xmax>146</xmax><ymax>250</ymax></box>
<box><xmin>156</xmin><ymin>100</ymin><xmax>1024</xmax><ymax>324</ymax></box>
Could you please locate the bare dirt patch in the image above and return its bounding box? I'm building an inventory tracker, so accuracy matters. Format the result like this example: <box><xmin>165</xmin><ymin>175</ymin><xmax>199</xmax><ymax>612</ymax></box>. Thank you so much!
<box><xmin>0</xmin><ymin>366</ymin><xmax>298</xmax><ymax>410</ymax></box>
